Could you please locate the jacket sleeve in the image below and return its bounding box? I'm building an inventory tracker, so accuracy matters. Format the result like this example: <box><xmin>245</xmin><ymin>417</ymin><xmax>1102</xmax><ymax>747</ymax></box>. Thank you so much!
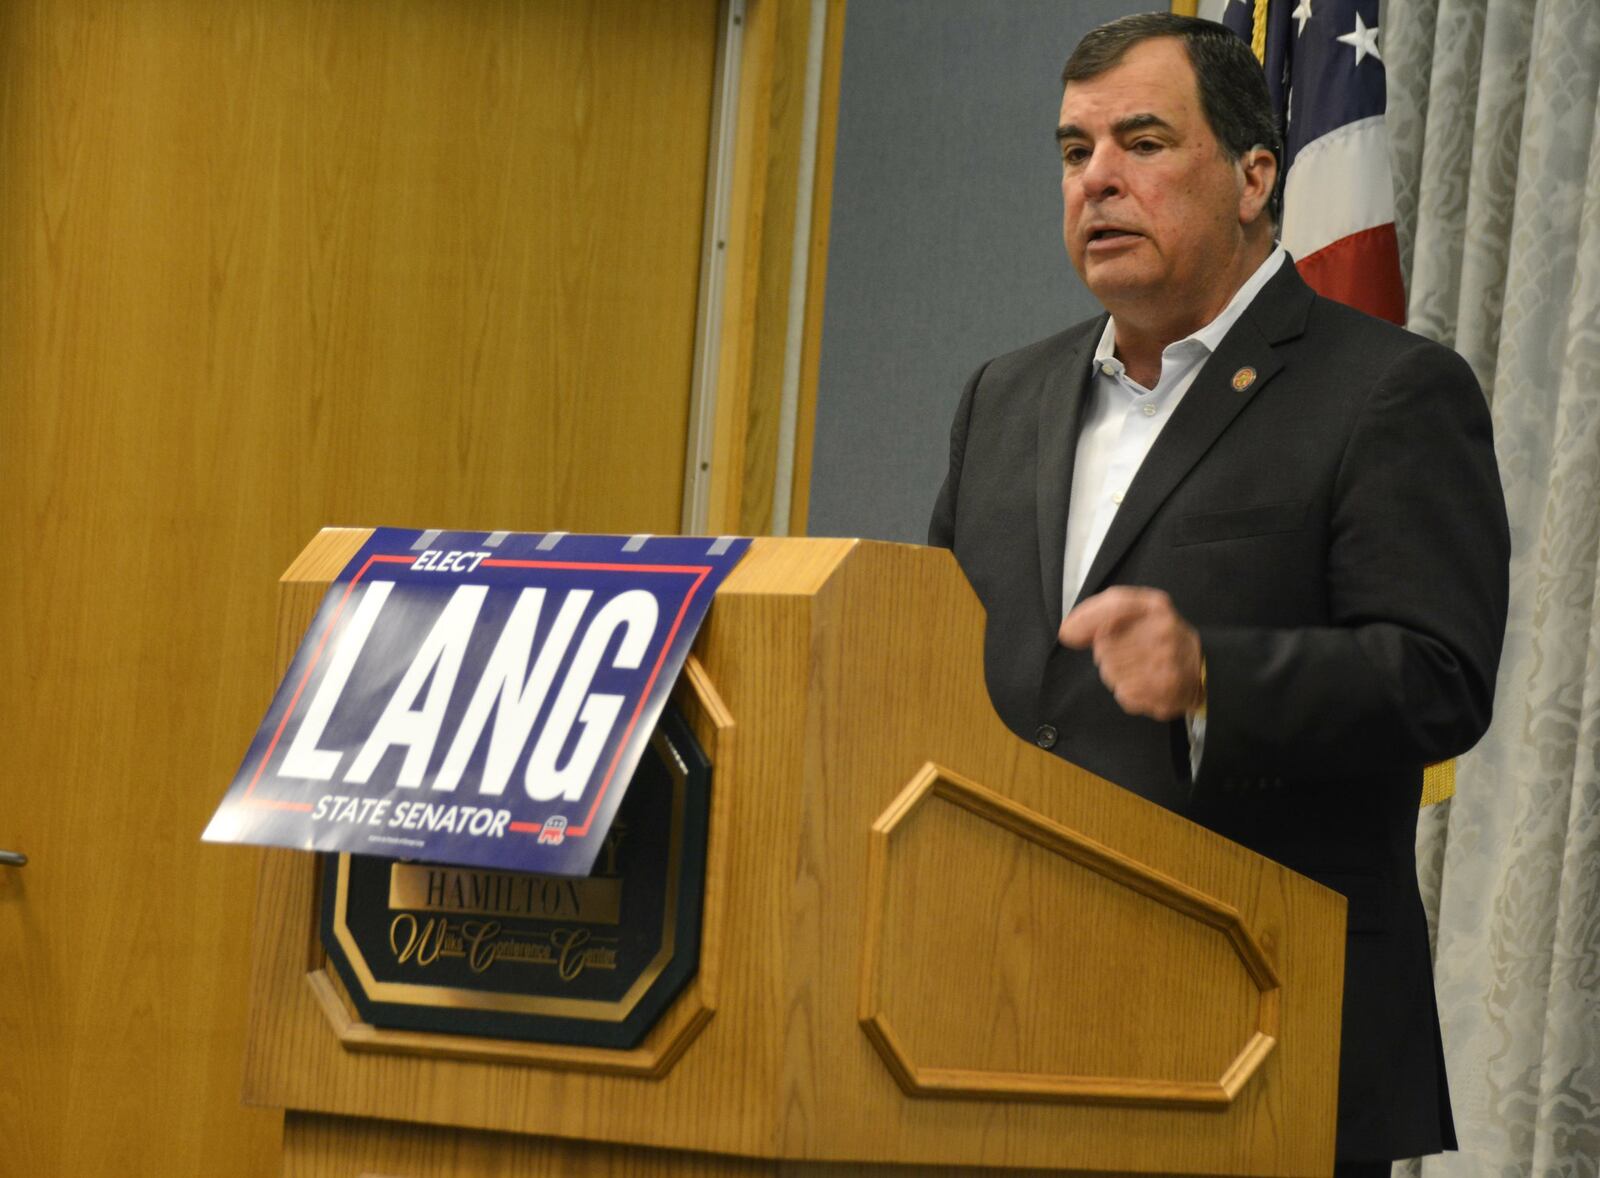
<box><xmin>1193</xmin><ymin>341</ymin><xmax>1510</xmax><ymax>784</ymax></box>
<box><xmin>928</xmin><ymin>361</ymin><xmax>987</xmax><ymax>549</ymax></box>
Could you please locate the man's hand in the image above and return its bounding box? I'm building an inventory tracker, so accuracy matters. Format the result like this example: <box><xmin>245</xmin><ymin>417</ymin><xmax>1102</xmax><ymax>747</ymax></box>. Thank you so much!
<box><xmin>1059</xmin><ymin>587</ymin><xmax>1204</xmax><ymax>721</ymax></box>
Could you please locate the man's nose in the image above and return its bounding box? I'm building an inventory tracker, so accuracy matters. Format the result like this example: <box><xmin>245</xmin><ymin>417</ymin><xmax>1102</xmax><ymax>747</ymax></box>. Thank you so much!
<box><xmin>1078</xmin><ymin>145</ymin><xmax>1122</xmax><ymax>200</ymax></box>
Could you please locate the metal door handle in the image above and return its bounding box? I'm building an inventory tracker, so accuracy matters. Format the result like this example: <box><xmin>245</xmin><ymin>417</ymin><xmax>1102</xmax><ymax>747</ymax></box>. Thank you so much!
<box><xmin>0</xmin><ymin>850</ymin><xmax>25</xmax><ymax>867</ymax></box>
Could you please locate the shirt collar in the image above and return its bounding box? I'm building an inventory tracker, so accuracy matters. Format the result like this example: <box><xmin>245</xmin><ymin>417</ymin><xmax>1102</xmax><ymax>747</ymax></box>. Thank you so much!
<box><xmin>1091</xmin><ymin>245</ymin><xmax>1288</xmax><ymax>368</ymax></box>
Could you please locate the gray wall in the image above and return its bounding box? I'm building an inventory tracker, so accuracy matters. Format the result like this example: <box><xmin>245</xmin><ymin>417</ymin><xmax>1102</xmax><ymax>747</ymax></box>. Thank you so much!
<box><xmin>807</xmin><ymin>0</ymin><xmax>1143</xmax><ymax>542</ymax></box>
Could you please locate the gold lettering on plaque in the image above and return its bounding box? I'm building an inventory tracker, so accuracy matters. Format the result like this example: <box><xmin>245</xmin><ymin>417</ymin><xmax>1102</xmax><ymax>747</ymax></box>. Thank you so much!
<box><xmin>384</xmin><ymin>913</ymin><xmax>620</xmax><ymax>983</ymax></box>
<box><xmin>389</xmin><ymin>913</ymin><xmax>448</xmax><ymax>966</ymax></box>
<box><xmin>461</xmin><ymin>920</ymin><xmax>502</xmax><ymax>973</ymax></box>
<box><xmin>389</xmin><ymin>863</ymin><xmax>622</xmax><ymax>925</ymax></box>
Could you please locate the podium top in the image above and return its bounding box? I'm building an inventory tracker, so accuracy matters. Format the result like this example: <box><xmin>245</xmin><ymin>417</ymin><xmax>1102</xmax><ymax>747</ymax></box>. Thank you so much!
<box><xmin>283</xmin><ymin>529</ymin><xmax>935</xmax><ymax>602</ymax></box>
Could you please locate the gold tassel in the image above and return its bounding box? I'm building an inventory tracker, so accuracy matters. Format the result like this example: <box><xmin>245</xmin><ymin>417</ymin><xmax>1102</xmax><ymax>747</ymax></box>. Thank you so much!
<box><xmin>1421</xmin><ymin>760</ymin><xmax>1456</xmax><ymax>806</ymax></box>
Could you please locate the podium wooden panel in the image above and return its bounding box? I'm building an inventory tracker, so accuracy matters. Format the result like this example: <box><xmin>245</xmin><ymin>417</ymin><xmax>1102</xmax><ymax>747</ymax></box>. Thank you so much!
<box><xmin>244</xmin><ymin>531</ymin><xmax>1345</xmax><ymax>1177</ymax></box>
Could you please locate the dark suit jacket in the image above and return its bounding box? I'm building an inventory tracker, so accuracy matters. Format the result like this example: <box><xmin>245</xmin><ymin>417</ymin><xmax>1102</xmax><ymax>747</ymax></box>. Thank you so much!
<box><xmin>929</xmin><ymin>262</ymin><xmax>1509</xmax><ymax>1161</ymax></box>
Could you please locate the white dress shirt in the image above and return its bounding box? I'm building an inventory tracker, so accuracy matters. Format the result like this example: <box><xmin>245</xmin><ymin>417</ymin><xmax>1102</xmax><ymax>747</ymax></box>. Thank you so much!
<box><xmin>1061</xmin><ymin>245</ymin><xmax>1287</xmax><ymax>608</ymax></box>
<box><xmin>1060</xmin><ymin>246</ymin><xmax>1286</xmax><ymax>775</ymax></box>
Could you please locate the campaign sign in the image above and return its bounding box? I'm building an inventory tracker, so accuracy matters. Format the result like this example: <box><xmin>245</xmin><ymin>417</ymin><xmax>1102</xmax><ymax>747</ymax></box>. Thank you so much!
<box><xmin>203</xmin><ymin>528</ymin><xmax>749</xmax><ymax>875</ymax></box>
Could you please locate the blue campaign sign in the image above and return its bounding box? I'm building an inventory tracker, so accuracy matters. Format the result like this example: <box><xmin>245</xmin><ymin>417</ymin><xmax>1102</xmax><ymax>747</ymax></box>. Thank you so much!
<box><xmin>203</xmin><ymin>528</ymin><xmax>749</xmax><ymax>875</ymax></box>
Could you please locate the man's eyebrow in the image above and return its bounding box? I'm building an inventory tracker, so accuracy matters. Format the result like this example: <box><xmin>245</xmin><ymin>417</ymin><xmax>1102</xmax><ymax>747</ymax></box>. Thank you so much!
<box><xmin>1113</xmin><ymin>113</ymin><xmax>1173</xmax><ymax>136</ymax></box>
<box><xmin>1055</xmin><ymin>113</ymin><xmax>1174</xmax><ymax>142</ymax></box>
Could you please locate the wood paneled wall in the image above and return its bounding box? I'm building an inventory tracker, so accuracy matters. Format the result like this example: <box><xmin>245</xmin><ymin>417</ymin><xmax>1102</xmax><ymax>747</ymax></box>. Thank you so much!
<box><xmin>703</xmin><ymin>0</ymin><xmax>845</xmax><ymax>538</ymax></box>
<box><xmin>0</xmin><ymin>1</ymin><xmax>720</xmax><ymax>1173</ymax></box>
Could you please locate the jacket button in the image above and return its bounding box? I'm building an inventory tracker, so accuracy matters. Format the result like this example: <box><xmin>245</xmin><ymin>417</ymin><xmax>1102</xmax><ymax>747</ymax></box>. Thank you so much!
<box><xmin>1035</xmin><ymin>724</ymin><xmax>1058</xmax><ymax>749</ymax></box>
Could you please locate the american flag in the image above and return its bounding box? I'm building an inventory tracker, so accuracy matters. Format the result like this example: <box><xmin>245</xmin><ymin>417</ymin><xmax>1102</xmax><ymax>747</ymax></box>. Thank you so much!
<box><xmin>1223</xmin><ymin>0</ymin><xmax>1407</xmax><ymax>324</ymax></box>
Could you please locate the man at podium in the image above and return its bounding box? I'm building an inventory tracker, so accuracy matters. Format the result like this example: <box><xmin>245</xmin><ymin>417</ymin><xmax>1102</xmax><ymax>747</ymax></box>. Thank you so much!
<box><xmin>929</xmin><ymin>13</ymin><xmax>1509</xmax><ymax>1176</ymax></box>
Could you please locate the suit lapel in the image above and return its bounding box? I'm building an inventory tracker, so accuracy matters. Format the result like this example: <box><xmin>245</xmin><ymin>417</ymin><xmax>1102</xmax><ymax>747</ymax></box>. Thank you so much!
<box><xmin>1072</xmin><ymin>262</ymin><xmax>1314</xmax><ymax>604</ymax></box>
<box><xmin>1035</xmin><ymin>318</ymin><xmax>1103</xmax><ymax>624</ymax></box>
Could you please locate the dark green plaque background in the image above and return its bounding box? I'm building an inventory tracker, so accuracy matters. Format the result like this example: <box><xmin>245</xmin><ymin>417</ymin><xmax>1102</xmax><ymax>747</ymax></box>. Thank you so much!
<box><xmin>319</xmin><ymin>704</ymin><xmax>710</xmax><ymax>1049</ymax></box>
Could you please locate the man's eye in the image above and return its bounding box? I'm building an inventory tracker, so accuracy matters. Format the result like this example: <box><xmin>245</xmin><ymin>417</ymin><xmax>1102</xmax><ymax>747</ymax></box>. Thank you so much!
<box><xmin>1131</xmin><ymin>139</ymin><xmax>1163</xmax><ymax>154</ymax></box>
<box><xmin>1062</xmin><ymin>147</ymin><xmax>1090</xmax><ymax>166</ymax></box>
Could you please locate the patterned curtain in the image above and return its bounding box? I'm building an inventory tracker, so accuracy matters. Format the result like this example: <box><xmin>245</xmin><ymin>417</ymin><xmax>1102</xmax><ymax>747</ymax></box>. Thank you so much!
<box><xmin>1384</xmin><ymin>0</ymin><xmax>1600</xmax><ymax>1174</ymax></box>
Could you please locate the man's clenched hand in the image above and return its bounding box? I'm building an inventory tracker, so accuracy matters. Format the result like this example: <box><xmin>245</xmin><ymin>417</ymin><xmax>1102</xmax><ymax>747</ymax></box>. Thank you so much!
<box><xmin>1058</xmin><ymin>587</ymin><xmax>1205</xmax><ymax>721</ymax></box>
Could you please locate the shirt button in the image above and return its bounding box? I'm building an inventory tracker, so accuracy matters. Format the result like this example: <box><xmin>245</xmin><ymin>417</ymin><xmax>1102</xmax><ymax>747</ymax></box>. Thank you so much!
<box><xmin>1035</xmin><ymin>724</ymin><xmax>1058</xmax><ymax>749</ymax></box>
<box><xmin>1100</xmin><ymin>362</ymin><xmax>1116</xmax><ymax>376</ymax></box>
<box><xmin>1142</xmin><ymin>404</ymin><xmax>1157</xmax><ymax>416</ymax></box>
<box><xmin>1112</xmin><ymin>491</ymin><xmax>1124</xmax><ymax>505</ymax></box>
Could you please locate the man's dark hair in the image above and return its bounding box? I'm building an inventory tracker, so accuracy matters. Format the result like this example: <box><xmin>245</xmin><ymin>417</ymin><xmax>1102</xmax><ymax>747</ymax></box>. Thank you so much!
<box><xmin>1062</xmin><ymin>13</ymin><xmax>1283</xmax><ymax>223</ymax></box>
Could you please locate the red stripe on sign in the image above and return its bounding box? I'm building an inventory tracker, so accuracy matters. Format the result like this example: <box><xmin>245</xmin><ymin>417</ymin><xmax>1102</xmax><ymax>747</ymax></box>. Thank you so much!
<box><xmin>1296</xmin><ymin>223</ymin><xmax>1407</xmax><ymax>326</ymax></box>
<box><xmin>482</xmin><ymin>559</ymin><xmax>709</xmax><ymax>575</ymax></box>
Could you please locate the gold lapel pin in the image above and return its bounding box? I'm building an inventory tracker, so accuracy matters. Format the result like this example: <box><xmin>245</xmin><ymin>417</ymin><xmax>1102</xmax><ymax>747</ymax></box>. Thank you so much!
<box><xmin>1231</xmin><ymin>366</ymin><xmax>1257</xmax><ymax>392</ymax></box>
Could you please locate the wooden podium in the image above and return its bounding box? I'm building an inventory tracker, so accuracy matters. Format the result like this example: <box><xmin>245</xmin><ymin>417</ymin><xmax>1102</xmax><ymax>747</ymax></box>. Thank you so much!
<box><xmin>243</xmin><ymin>531</ymin><xmax>1345</xmax><ymax>1177</ymax></box>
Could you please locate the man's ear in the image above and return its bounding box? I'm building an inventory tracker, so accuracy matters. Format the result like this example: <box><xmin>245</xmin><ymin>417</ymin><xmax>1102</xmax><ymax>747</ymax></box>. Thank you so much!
<box><xmin>1238</xmin><ymin>145</ymin><xmax>1278</xmax><ymax>226</ymax></box>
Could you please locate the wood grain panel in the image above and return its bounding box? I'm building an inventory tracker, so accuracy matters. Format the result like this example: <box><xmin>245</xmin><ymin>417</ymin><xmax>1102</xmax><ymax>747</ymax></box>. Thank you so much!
<box><xmin>704</xmin><ymin>0</ymin><xmax>844</xmax><ymax>538</ymax></box>
<box><xmin>280</xmin><ymin>1111</ymin><xmax>1083</xmax><ymax>1178</ymax></box>
<box><xmin>734</xmin><ymin>0</ymin><xmax>815</xmax><ymax>536</ymax></box>
<box><xmin>0</xmin><ymin>1</ymin><xmax>719</xmax><ymax>1173</ymax></box>
<box><xmin>784</xmin><ymin>0</ymin><xmax>847</xmax><ymax>537</ymax></box>
<box><xmin>869</xmin><ymin>782</ymin><xmax>1259</xmax><ymax>1088</ymax></box>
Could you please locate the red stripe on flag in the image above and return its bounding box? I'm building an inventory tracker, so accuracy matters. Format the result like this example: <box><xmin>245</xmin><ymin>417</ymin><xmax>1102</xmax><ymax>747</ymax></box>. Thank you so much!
<box><xmin>1296</xmin><ymin>223</ymin><xmax>1407</xmax><ymax>326</ymax></box>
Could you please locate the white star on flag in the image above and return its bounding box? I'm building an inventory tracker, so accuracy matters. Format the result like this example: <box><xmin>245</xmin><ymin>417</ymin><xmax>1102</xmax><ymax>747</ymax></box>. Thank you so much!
<box><xmin>1336</xmin><ymin>12</ymin><xmax>1381</xmax><ymax>65</ymax></box>
<box><xmin>1293</xmin><ymin>0</ymin><xmax>1314</xmax><ymax>36</ymax></box>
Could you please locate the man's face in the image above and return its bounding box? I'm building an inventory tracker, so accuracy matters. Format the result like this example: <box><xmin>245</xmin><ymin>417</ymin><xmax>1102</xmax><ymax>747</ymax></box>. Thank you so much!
<box><xmin>1057</xmin><ymin>38</ymin><xmax>1263</xmax><ymax>327</ymax></box>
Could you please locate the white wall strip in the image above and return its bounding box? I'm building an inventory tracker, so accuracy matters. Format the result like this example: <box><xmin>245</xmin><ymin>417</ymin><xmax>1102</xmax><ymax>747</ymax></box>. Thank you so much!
<box><xmin>681</xmin><ymin>0</ymin><xmax>748</xmax><ymax>536</ymax></box>
<box><xmin>770</xmin><ymin>0</ymin><xmax>828</xmax><ymax>538</ymax></box>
